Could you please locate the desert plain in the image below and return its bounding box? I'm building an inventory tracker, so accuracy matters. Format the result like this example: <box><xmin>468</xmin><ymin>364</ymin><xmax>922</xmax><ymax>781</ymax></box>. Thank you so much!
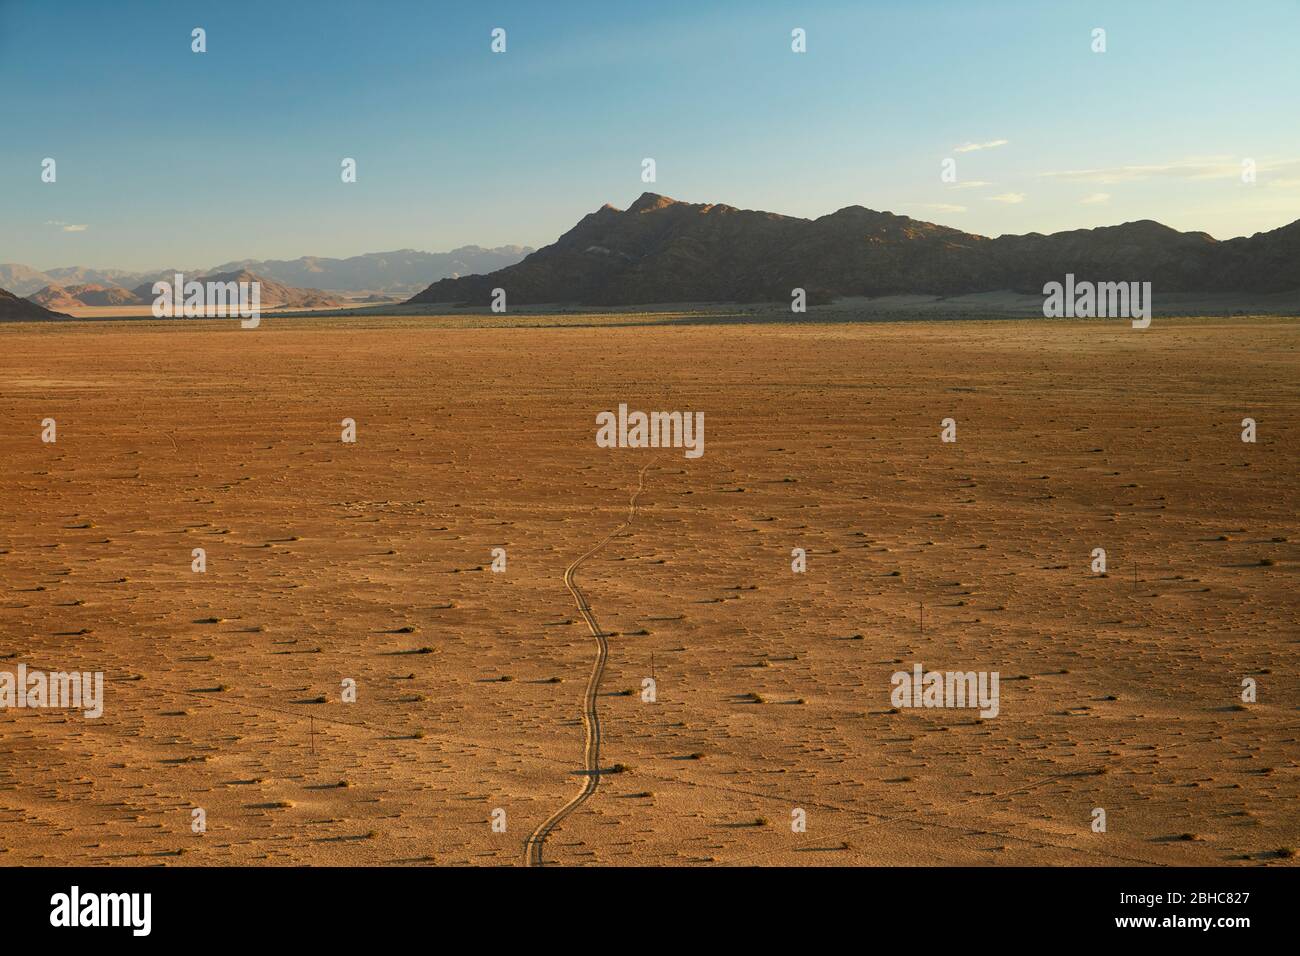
<box><xmin>0</xmin><ymin>313</ymin><xmax>1295</xmax><ymax>866</ymax></box>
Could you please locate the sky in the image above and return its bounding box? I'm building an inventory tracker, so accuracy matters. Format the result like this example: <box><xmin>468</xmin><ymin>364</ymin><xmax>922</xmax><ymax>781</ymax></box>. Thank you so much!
<box><xmin>2</xmin><ymin>0</ymin><xmax>1298</xmax><ymax>272</ymax></box>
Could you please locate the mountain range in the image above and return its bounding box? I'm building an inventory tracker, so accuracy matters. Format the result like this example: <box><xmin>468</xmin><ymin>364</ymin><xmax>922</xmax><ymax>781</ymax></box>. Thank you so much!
<box><xmin>205</xmin><ymin>246</ymin><xmax>532</xmax><ymax>295</ymax></box>
<box><xmin>125</xmin><ymin>270</ymin><xmax>344</xmax><ymax>309</ymax></box>
<box><xmin>29</xmin><ymin>283</ymin><xmax>144</xmax><ymax>309</ymax></box>
<box><xmin>5</xmin><ymin>199</ymin><xmax>1297</xmax><ymax>317</ymax></box>
<box><xmin>21</xmin><ymin>271</ymin><xmax>345</xmax><ymax>311</ymax></box>
<box><xmin>408</xmin><ymin>193</ymin><xmax>1300</xmax><ymax>307</ymax></box>
<box><xmin>0</xmin><ymin>245</ymin><xmax>532</xmax><ymax>298</ymax></box>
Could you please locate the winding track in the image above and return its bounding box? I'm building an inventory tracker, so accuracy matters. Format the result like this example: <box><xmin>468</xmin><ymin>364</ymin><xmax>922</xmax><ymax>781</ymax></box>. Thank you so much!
<box><xmin>524</xmin><ymin>463</ymin><xmax>651</xmax><ymax>867</ymax></box>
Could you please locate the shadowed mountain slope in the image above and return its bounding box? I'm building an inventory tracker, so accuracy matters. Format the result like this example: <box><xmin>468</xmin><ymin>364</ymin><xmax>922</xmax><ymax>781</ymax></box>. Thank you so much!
<box><xmin>0</xmin><ymin>287</ymin><xmax>71</xmax><ymax>320</ymax></box>
<box><xmin>409</xmin><ymin>194</ymin><xmax>1300</xmax><ymax>306</ymax></box>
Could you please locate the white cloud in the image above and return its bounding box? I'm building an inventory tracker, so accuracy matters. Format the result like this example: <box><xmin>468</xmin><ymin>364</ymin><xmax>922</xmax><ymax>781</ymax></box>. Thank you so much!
<box><xmin>985</xmin><ymin>192</ymin><xmax>1026</xmax><ymax>204</ymax></box>
<box><xmin>954</xmin><ymin>139</ymin><xmax>1009</xmax><ymax>153</ymax></box>
<box><xmin>945</xmin><ymin>180</ymin><xmax>993</xmax><ymax>190</ymax></box>
<box><xmin>1080</xmin><ymin>192</ymin><xmax>1111</xmax><ymax>205</ymax></box>
<box><xmin>44</xmin><ymin>220</ymin><xmax>88</xmax><ymax>232</ymax></box>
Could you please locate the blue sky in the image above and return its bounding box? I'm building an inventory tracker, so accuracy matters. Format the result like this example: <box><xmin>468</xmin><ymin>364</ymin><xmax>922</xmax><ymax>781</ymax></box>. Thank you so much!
<box><xmin>2</xmin><ymin>0</ymin><xmax>1298</xmax><ymax>271</ymax></box>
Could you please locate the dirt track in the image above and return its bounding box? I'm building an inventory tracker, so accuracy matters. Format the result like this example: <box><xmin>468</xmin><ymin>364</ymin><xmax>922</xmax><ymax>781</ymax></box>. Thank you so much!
<box><xmin>524</xmin><ymin>463</ymin><xmax>651</xmax><ymax>866</ymax></box>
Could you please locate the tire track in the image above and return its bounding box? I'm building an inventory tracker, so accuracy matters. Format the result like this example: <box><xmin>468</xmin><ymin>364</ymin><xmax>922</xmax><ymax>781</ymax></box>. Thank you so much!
<box><xmin>524</xmin><ymin>462</ymin><xmax>651</xmax><ymax>867</ymax></box>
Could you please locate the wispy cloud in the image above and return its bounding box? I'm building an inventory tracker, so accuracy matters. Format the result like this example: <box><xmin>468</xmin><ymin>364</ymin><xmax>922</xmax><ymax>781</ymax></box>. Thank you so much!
<box><xmin>1039</xmin><ymin>157</ymin><xmax>1300</xmax><ymax>184</ymax></box>
<box><xmin>985</xmin><ymin>192</ymin><xmax>1026</xmax><ymax>204</ymax></box>
<box><xmin>945</xmin><ymin>180</ymin><xmax>993</xmax><ymax>190</ymax></box>
<box><xmin>954</xmin><ymin>139</ymin><xmax>1009</xmax><ymax>153</ymax></box>
<box><xmin>1079</xmin><ymin>192</ymin><xmax>1111</xmax><ymax>205</ymax></box>
<box><xmin>45</xmin><ymin>220</ymin><xmax>89</xmax><ymax>232</ymax></box>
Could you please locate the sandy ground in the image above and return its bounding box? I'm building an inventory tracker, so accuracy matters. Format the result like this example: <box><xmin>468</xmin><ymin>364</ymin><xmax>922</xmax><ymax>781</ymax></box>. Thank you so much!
<box><xmin>0</xmin><ymin>315</ymin><xmax>1295</xmax><ymax>867</ymax></box>
<box><xmin>49</xmin><ymin>304</ymin><xmax>363</xmax><ymax>320</ymax></box>
<box><xmin>51</xmin><ymin>289</ymin><xmax>1300</xmax><ymax>323</ymax></box>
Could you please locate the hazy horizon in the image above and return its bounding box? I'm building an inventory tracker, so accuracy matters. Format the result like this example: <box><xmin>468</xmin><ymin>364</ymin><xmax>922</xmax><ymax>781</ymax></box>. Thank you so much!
<box><xmin>3</xmin><ymin>0</ymin><xmax>1299</xmax><ymax>272</ymax></box>
<box><xmin>2</xmin><ymin>242</ymin><xmax>535</xmax><ymax>278</ymax></box>
<box><xmin>7</xmin><ymin>189</ymin><xmax>1300</xmax><ymax>277</ymax></box>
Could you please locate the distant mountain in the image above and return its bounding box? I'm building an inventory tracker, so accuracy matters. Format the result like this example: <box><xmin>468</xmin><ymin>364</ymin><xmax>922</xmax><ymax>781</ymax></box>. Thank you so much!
<box><xmin>1</xmin><ymin>264</ymin><xmax>178</xmax><ymax>298</ymax></box>
<box><xmin>27</xmin><ymin>285</ymin><xmax>86</xmax><ymax>310</ymax></box>
<box><xmin>408</xmin><ymin>193</ymin><xmax>1300</xmax><ymax>306</ymax></box>
<box><xmin>71</xmin><ymin>283</ymin><xmax>145</xmax><ymax>306</ymax></box>
<box><xmin>127</xmin><ymin>270</ymin><xmax>345</xmax><ymax>309</ymax></box>
<box><xmin>1</xmin><ymin>245</ymin><xmax>531</xmax><ymax>299</ymax></box>
<box><xmin>29</xmin><ymin>283</ymin><xmax>142</xmax><ymax>308</ymax></box>
<box><xmin>1</xmin><ymin>287</ymin><xmax>70</xmax><ymax>320</ymax></box>
<box><xmin>19</xmin><ymin>271</ymin><xmax>342</xmax><ymax>312</ymax></box>
<box><xmin>0</xmin><ymin>264</ymin><xmax>61</xmax><ymax>297</ymax></box>
<box><xmin>45</xmin><ymin>266</ymin><xmax>152</xmax><ymax>289</ymax></box>
<box><xmin>206</xmin><ymin>246</ymin><xmax>533</xmax><ymax>295</ymax></box>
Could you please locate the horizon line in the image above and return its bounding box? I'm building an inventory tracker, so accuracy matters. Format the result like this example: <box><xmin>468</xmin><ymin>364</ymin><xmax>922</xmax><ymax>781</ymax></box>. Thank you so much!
<box><xmin>15</xmin><ymin>192</ymin><xmax>1299</xmax><ymax>276</ymax></box>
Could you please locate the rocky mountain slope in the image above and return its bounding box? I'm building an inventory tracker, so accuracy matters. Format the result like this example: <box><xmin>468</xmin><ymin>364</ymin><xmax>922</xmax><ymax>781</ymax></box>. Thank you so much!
<box><xmin>409</xmin><ymin>194</ymin><xmax>1300</xmax><ymax>306</ymax></box>
<box><xmin>0</xmin><ymin>287</ymin><xmax>71</xmax><ymax>320</ymax></box>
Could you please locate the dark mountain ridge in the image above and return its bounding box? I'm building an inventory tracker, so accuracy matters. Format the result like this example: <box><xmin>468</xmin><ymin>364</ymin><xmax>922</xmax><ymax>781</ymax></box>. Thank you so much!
<box><xmin>409</xmin><ymin>194</ymin><xmax>1300</xmax><ymax>307</ymax></box>
<box><xmin>0</xmin><ymin>287</ymin><xmax>71</xmax><ymax>320</ymax></box>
